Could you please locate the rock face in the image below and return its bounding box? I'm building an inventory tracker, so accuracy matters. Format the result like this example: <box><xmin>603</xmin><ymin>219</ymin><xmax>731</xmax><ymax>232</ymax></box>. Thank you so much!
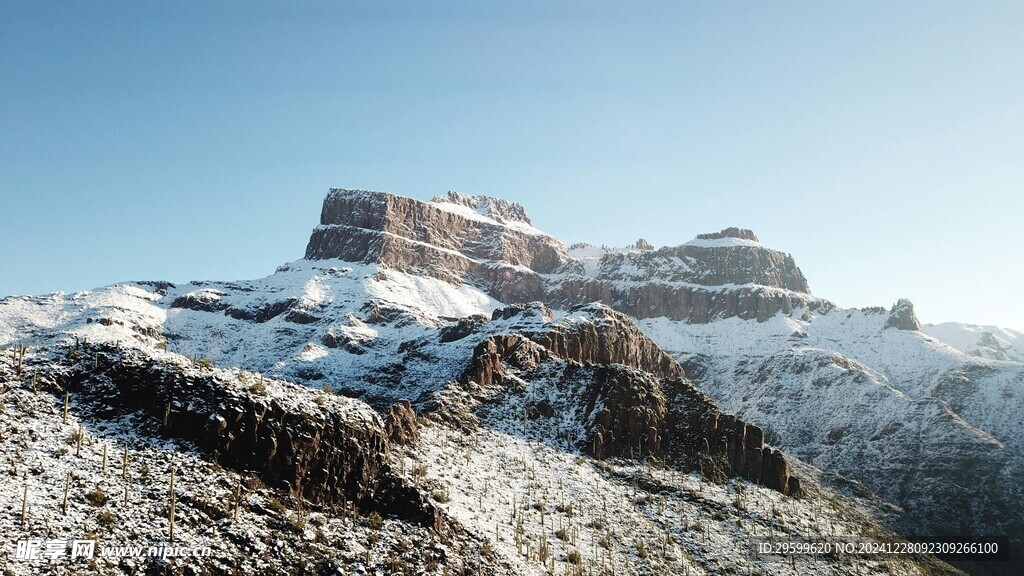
<box><xmin>526</xmin><ymin>304</ymin><xmax>685</xmax><ymax>380</ymax></box>
<box><xmin>457</xmin><ymin>304</ymin><xmax>802</xmax><ymax>496</ymax></box>
<box><xmin>886</xmin><ymin>298</ymin><xmax>922</xmax><ymax>331</ymax></box>
<box><xmin>305</xmin><ymin>189</ymin><xmax>570</xmax><ymax>303</ymax></box>
<box><xmin>549</xmin><ymin>228</ymin><xmax>817</xmax><ymax>322</ymax></box>
<box><xmin>303</xmin><ymin>189</ymin><xmax>822</xmax><ymax>323</ymax></box>
<box><xmin>58</xmin><ymin>344</ymin><xmax>445</xmax><ymax>530</ymax></box>
<box><xmin>385</xmin><ymin>400</ymin><xmax>421</xmax><ymax>445</ymax></box>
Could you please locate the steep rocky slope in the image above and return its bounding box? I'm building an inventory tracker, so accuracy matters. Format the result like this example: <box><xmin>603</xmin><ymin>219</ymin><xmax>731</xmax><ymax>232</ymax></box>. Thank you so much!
<box><xmin>0</xmin><ymin>344</ymin><xmax>505</xmax><ymax>575</ymax></box>
<box><xmin>641</xmin><ymin>300</ymin><xmax>1024</xmax><ymax>570</ymax></box>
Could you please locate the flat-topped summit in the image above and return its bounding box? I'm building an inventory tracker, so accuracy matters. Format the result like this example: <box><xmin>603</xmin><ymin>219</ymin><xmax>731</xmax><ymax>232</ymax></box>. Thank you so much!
<box><xmin>306</xmin><ymin>188</ymin><xmax>821</xmax><ymax>322</ymax></box>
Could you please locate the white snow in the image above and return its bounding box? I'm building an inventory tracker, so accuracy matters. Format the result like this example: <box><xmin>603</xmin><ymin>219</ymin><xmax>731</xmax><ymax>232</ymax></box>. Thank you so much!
<box><xmin>683</xmin><ymin>237</ymin><xmax>763</xmax><ymax>249</ymax></box>
<box><xmin>923</xmin><ymin>322</ymin><xmax>1024</xmax><ymax>363</ymax></box>
<box><xmin>428</xmin><ymin>195</ymin><xmax>546</xmax><ymax>237</ymax></box>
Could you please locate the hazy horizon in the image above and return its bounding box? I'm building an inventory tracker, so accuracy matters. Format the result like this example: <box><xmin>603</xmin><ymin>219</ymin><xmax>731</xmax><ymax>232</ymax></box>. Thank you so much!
<box><xmin>2</xmin><ymin>2</ymin><xmax>1021</xmax><ymax>330</ymax></box>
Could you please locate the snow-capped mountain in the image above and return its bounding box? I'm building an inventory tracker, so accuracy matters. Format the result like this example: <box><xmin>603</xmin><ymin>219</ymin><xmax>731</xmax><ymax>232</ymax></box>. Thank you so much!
<box><xmin>2</xmin><ymin>188</ymin><xmax>1012</xmax><ymax>575</ymax></box>
<box><xmin>924</xmin><ymin>322</ymin><xmax>1024</xmax><ymax>363</ymax></box>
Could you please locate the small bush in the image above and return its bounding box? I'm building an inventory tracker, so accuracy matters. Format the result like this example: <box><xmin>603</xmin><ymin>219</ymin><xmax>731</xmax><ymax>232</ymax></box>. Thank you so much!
<box><xmin>267</xmin><ymin>497</ymin><xmax>286</xmax><ymax>515</ymax></box>
<box><xmin>635</xmin><ymin>539</ymin><xmax>648</xmax><ymax>558</ymax></box>
<box><xmin>566</xmin><ymin>549</ymin><xmax>582</xmax><ymax>566</ymax></box>
<box><xmin>66</xmin><ymin>430</ymin><xmax>83</xmax><ymax>446</ymax></box>
<box><xmin>287</xmin><ymin>514</ymin><xmax>306</xmax><ymax>534</ymax></box>
<box><xmin>480</xmin><ymin>539</ymin><xmax>495</xmax><ymax>559</ymax></box>
<box><xmin>85</xmin><ymin>487</ymin><xmax>108</xmax><ymax>507</ymax></box>
<box><xmin>97</xmin><ymin>509</ymin><xmax>117</xmax><ymax>526</ymax></box>
<box><xmin>367</xmin><ymin>511</ymin><xmax>384</xmax><ymax>530</ymax></box>
<box><xmin>413</xmin><ymin>464</ymin><xmax>428</xmax><ymax>479</ymax></box>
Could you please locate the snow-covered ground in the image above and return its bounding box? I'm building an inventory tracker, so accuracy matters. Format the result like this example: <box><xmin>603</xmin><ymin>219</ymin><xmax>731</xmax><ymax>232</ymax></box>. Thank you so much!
<box><xmin>923</xmin><ymin>322</ymin><xmax>1024</xmax><ymax>363</ymax></box>
<box><xmin>0</xmin><ymin>351</ymin><xmax>503</xmax><ymax>576</ymax></box>
<box><xmin>410</xmin><ymin>421</ymin><xmax>947</xmax><ymax>576</ymax></box>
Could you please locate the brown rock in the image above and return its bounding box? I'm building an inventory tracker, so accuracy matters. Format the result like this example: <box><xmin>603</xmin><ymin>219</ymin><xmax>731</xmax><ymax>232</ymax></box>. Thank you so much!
<box><xmin>385</xmin><ymin>400</ymin><xmax>420</xmax><ymax>445</ymax></box>
<box><xmin>885</xmin><ymin>298</ymin><xmax>921</xmax><ymax>331</ymax></box>
<box><xmin>63</xmin><ymin>344</ymin><xmax>450</xmax><ymax>530</ymax></box>
<box><xmin>303</xmin><ymin>190</ymin><xmax>827</xmax><ymax>323</ymax></box>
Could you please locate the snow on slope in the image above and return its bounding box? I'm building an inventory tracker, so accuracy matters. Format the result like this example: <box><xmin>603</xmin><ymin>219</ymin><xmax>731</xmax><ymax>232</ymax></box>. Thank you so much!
<box><xmin>412</xmin><ymin>424</ymin><xmax>945</xmax><ymax>576</ymax></box>
<box><xmin>637</xmin><ymin>305</ymin><xmax>1024</xmax><ymax>548</ymax></box>
<box><xmin>0</xmin><ymin>260</ymin><xmax>503</xmax><ymax>409</ymax></box>
<box><xmin>924</xmin><ymin>322</ymin><xmax>1024</xmax><ymax>363</ymax></box>
<box><xmin>3</xmin><ymin>275</ymin><xmax>960</xmax><ymax>575</ymax></box>
<box><xmin>0</xmin><ymin>348</ymin><xmax>506</xmax><ymax>576</ymax></box>
<box><xmin>428</xmin><ymin>192</ymin><xmax>546</xmax><ymax>237</ymax></box>
<box><xmin>638</xmin><ymin>308</ymin><xmax>1024</xmax><ymax>450</ymax></box>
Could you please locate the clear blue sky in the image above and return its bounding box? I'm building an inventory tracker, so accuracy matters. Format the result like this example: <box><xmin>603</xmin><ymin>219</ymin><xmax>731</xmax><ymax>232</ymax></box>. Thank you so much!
<box><xmin>2</xmin><ymin>2</ymin><xmax>1022</xmax><ymax>330</ymax></box>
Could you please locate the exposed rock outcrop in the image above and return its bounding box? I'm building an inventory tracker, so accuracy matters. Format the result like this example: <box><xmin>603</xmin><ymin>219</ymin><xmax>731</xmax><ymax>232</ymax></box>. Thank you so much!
<box><xmin>305</xmin><ymin>189</ymin><xmax>570</xmax><ymax>303</ymax></box>
<box><xmin>56</xmin><ymin>344</ymin><xmax>446</xmax><ymax>530</ymax></box>
<box><xmin>385</xmin><ymin>400</ymin><xmax>421</xmax><ymax>445</ymax></box>
<box><xmin>303</xmin><ymin>189</ymin><xmax>825</xmax><ymax>323</ymax></box>
<box><xmin>886</xmin><ymin>298</ymin><xmax>921</xmax><ymax>331</ymax></box>
<box><xmin>526</xmin><ymin>304</ymin><xmax>685</xmax><ymax>379</ymax></box>
<box><xmin>696</xmin><ymin>227</ymin><xmax>759</xmax><ymax>242</ymax></box>
<box><xmin>457</xmin><ymin>305</ymin><xmax>802</xmax><ymax>496</ymax></box>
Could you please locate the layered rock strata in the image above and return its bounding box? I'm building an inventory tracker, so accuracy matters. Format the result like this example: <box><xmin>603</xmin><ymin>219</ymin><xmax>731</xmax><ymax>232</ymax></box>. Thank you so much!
<box><xmin>304</xmin><ymin>189</ymin><xmax>824</xmax><ymax>323</ymax></box>
<box><xmin>458</xmin><ymin>304</ymin><xmax>802</xmax><ymax>496</ymax></box>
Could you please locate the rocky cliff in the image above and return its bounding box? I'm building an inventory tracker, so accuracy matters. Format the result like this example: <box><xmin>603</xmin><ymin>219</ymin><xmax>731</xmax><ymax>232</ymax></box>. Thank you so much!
<box><xmin>48</xmin><ymin>341</ymin><xmax>446</xmax><ymax>531</ymax></box>
<box><xmin>303</xmin><ymin>189</ymin><xmax>822</xmax><ymax>323</ymax></box>
<box><xmin>305</xmin><ymin>189</ymin><xmax>569</xmax><ymax>303</ymax></box>
<box><xmin>453</xmin><ymin>303</ymin><xmax>803</xmax><ymax>496</ymax></box>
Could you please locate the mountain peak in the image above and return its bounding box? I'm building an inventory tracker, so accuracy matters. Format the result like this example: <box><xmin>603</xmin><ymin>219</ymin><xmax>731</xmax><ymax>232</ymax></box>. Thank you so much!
<box><xmin>886</xmin><ymin>298</ymin><xmax>921</xmax><ymax>331</ymax></box>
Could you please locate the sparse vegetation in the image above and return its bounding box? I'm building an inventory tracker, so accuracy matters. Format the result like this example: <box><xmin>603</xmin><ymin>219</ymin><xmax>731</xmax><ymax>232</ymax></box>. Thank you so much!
<box><xmin>367</xmin><ymin>511</ymin><xmax>384</xmax><ymax>530</ymax></box>
<box><xmin>266</xmin><ymin>496</ymin><xmax>287</xmax><ymax>515</ymax></box>
<box><xmin>85</xmin><ymin>487</ymin><xmax>108</xmax><ymax>507</ymax></box>
<box><xmin>97</xmin><ymin>509</ymin><xmax>117</xmax><ymax>526</ymax></box>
